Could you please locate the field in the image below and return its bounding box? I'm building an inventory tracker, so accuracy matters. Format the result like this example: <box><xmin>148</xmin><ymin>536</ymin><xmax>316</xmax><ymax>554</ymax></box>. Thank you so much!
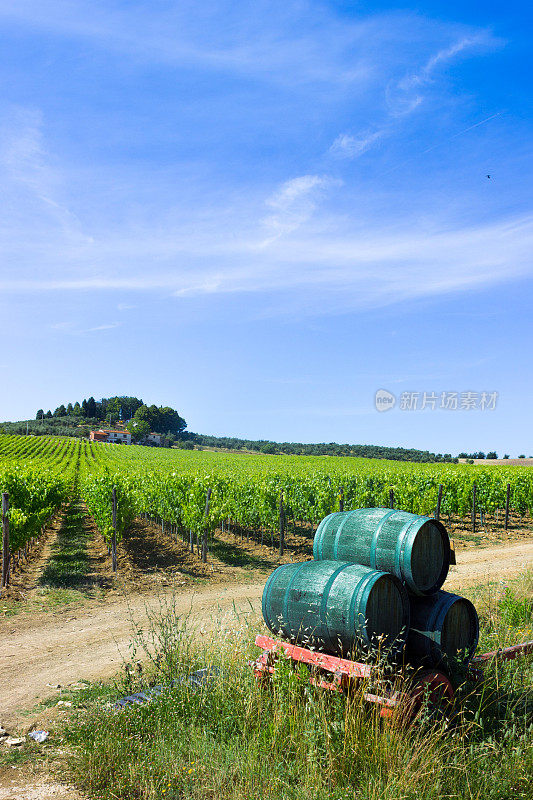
<box><xmin>2</xmin><ymin>433</ymin><xmax>533</xmax><ymax>569</ymax></box>
<box><xmin>0</xmin><ymin>434</ymin><xmax>532</xmax><ymax>800</ymax></box>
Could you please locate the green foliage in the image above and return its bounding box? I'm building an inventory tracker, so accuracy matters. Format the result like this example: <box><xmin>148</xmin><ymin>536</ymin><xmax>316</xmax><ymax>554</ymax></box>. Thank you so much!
<box><xmin>128</xmin><ymin>419</ymin><xmax>150</xmax><ymax>442</ymax></box>
<box><xmin>499</xmin><ymin>588</ymin><xmax>533</xmax><ymax>626</ymax></box>
<box><xmin>134</xmin><ymin>404</ymin><xmax>186</xmax><ymax>435</ymax></box>
<box><xmin>2</xmin><ymin>432</ymin><xmax>533</xmax><ymax>557</ymax></box>
<box><xmin>0</xmin><ymin>439</ymin><xmax>72</xmax><ymax>553</ymax></box>
<box><xmin>63</xmin><ymin>579</ymin><xmax>533</xmax><ymax>800</ymax></box>
<box><xmin>81</xmin><ymin>472</ymin><xmax>135</xmax><ymax>544</ymax></box>
<box><xmin>194</xmin><ymin>434</ymin><xmax>456</xmax><ymax>462</ymax></box>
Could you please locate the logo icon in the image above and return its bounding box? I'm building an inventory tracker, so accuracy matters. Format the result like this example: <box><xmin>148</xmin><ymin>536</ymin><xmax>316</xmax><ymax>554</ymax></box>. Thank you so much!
<box><xmin>375</xmin><ymin>389</ymin><xmax>396</xmax><ymax>412</ymax></box>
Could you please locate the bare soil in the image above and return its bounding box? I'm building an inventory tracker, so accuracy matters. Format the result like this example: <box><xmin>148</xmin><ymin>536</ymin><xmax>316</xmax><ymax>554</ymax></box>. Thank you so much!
<box><xmin>459</xmin><ymin>458</ymin><xmax>533</xmax><ymax>466</ymax></box>
<box><xmin>439</xmin><ymin>510</ymin><xmax>533</xmax><ymax>548</ymax></box>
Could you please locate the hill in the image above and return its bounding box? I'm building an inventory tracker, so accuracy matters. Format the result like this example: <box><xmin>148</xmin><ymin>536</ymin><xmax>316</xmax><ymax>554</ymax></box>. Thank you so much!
<box><xmin>0</xmin><ymin>416</ymin><xmax>456</xmax><ymax>463</ymax></box>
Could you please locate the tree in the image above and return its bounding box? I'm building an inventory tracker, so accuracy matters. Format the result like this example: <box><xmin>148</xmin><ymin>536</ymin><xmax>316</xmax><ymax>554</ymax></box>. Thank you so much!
<box><xmin>35</xmin><ymin>409</ymin><xmax>44</xmax><ymax>420</ymax></box>
<box><xmin>518</xmin><ymin>454</ymin><xmax>526</xmax><ymax>459</ymax></box>
<box><xmin>53</xmin><ymin>404</ymin><xmax>66</xmax><ymax>417</ymax></box>
<box><xmin>73</xmin><ymin>402</ymin><xmax>81</xmax><ymax>415</ymax></box>
<box><xmin>106</xmin><ymin>397</ymin><xmax>121</xmax><ymax>419</ymax></box>
<box><xmin>127</xmin><ymin>419</ymin><xmax>150</xmax><ymax>443</ymax></box>
<box><xmin>133</xmin><ymin>404</ymin><xmax>186</xmax><ymax>435</ymax></box>
<box><xmin>133</xmin><ymin>404</ymin><xmax>156</xmax><ymax>429</ymax></box>
<box><xmin>81</xmin><ymin>399</ymin><xmax>88</xmax><ymax>416</ymax></box>
<box><xmin>66</xmin><ymin>403</ymin><xmax>73</xmax><ymax>415</ymax></box>
<box><xmin>260</xmin><ymin>443</ymin><xmax>277</xmax><ymax>454</ymax></box>
<box><xmin>45</xmin><ymin>410</ymin><xmax>52</xmax><ymax>418</ymax></box>
<box><xmin>158</xmin><ymin>406</ymin><xmax>186</xmax><ymax>435</ymax></box>
<box><xmin>106</xmin><ymin>396</ymin><xmax>143</xmax><ymax>421</ymax></box>
<box><xmin>486</xmin><ymin>451</ymin><xmax>497</xmax><ymax>459</ymax></box>
<box><xmin>86</xmin><ymin>397</ymin><xmax>97</xmax><ymax>418</ymax></box>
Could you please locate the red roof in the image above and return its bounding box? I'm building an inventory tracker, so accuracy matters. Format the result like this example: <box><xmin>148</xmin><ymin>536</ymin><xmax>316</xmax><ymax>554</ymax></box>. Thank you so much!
<box><xmin>91</xmin><ymin>429</ymin><xmax>131</xmax><ymax>435</ymax></box>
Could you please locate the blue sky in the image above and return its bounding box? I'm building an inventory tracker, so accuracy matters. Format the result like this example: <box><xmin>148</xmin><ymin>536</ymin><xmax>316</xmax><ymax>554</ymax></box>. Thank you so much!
<box><xmin>0</xmin><ymin>1</ymin><xmax>531</xmax><ymax>455</ymax></box>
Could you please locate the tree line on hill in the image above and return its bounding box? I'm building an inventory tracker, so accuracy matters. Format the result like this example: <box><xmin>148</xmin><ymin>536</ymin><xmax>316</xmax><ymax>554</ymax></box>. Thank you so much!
<box><xmin>458</xmin><ymin>451</ymin><xmax>529</xmax><ymax>460</ymax></box>
<box><xmin>2</xmin><ymin>395</ymin><xmax>513</xmax><ymax>462</ymax></box>
<box><xmin>183</xmin><ymin>434</ymin><xmax>458</xmax><ymax>462</ymax></box>
<box><xmin>35</xmin><ymin>396</ymin><xmax>145</xmax><ymax>423</ymax></box>
<box><xmin>2</xmin><ymin>396</ymin><xmax>188</xmax><ymax>442</ymax></box>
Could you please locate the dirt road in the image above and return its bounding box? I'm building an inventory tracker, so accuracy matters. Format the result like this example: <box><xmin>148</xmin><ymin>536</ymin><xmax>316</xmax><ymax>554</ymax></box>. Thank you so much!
<box><xmin>445</xmin><ymin>539</ymin><xmax>533</xmax><ymax>588</ymax></box>
<box><xmin>1</xmin><ymin>539</ymin><xmax>532</xmax><ymax>731</ymax></box>
<box><xmin>0</xmin><ymin>582</ymin><xmax>263</xmax><ymax>731</ymax></box>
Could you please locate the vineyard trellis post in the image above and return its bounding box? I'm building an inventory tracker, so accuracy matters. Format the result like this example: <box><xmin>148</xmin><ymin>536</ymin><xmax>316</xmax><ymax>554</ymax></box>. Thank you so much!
<box><xmin>505</xmin><ymin>483</ymin><xmax>511</xmax><ymax>531</ymax></box>
<box><xmin>472</xmin><ymin>483</ymin><xmax>476</xmax><ymax>534</ymax></box>
<box><xmin>1</xmin><ymin>492</ymin><xmax>9</xmax><ymax>588</ymax></box>
<box><xmin>111</xmin><ymin>486</ymin><xmax>118</xmax><ymax>573</ymax></box>
<box><xmin>339</xmin><ymin>486</ymin><xmax>344</xmax><ymax>512</ymax></box>
<box><xmin>279</xmin><ymin>490</ymin><xmax>285</xmax><ymax>557</ymax></box>
<box><xmin>389</xmin><ymin>489</ymin><xmax>394</xmax><ymax>509</ymax></box>
<box><xmin>436</xmin><ymin>484</ymin><xmax>443</xmax><ymax>521</ymax></box>
<box><xmin>201</xmin><ymin>487</ymin><xmax>211</xmax><ymax>563</ymax></box>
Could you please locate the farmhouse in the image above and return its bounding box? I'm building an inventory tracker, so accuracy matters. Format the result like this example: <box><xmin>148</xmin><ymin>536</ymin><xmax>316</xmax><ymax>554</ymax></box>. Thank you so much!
<box><xmin>89</xmin><ymin>429</ymin><xmax>132</xmax><ymax>444</ymax></box>
<box><xmin>89</xmin><ymin>428</ymin><xmax>169</xmax><ymax>446</ymax></box>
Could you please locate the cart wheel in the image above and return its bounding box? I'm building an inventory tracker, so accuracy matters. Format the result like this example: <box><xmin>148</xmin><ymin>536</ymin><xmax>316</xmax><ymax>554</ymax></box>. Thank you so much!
<box><xmin>388</xmin><ymin>670</ymin><xmax>454</xmax><ymax>726</ymax></box>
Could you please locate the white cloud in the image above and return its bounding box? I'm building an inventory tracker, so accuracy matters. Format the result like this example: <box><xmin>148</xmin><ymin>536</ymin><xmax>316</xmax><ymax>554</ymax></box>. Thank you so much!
<box><xmin>50</xmin><ymin>321</ymin><xmax>74</xmax><ymax>331</ymax></box>
<box><xmin>1</xmin><ymin>182</ymin><xmax>532</xmax><ymax>316</ymax></box>
<box><xmin>49</xmin><ymin>319</ymin><xmax>122</xmax><ymax>334</ymax></box>
<box><xmin>0</xmin><ymin>0</ymin><xmax>372</xmax><ymax>89</ymax></box>
<box><xmin>262</xmin><ymin>174</ymin><xmax>336</xmax><ymax>242</ymax></box>
<box><xmin>388</xmin><ymin>33</ymin><xmax>497</xmax><ymax>116</ymax></box>
<box><xmin>0</xmin><ymin>10</ymin><xmax>521</xmax><ymax>322</ymax></box>
<box><xmin>329</xmin><ymin>131</ymin><xmax>384</xmax><ymax>160</ymax></box>
<box><xmin>83</xmin><ymin>322</ymin><xmax>121</xmax><ymax>332</ymax></box>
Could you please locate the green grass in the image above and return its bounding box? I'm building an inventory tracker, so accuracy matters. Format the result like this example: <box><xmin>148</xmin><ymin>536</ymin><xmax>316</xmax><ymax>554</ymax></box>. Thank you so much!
<box><xmin>39</xmin><ymin>500</ymin><xmax>100</xmax><ymax>592</ymax></box>
<box><xmin>0</xmin><ymin>588</ymin><xmax>93</xmax><ymax>622</ymax></box>
<box><xmin>59</xmin><ymin>574</ymin><xmax>533</xmax><ymax>800</ymax></box>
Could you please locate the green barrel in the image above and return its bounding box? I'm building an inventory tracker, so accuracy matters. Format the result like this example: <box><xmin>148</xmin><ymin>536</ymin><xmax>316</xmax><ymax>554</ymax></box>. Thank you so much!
<box><xmin>406</xmin><ymin>590</ymin><xmax>479</xmax><ymax>667</ymax></box>
<box><xmin>262</xmin><ymin>560</ymin><xmax>410</xmax><ymax>657</ymax></box>
<box><xmin>313</xmin><ymin>508</ymin><xmax>450</xmax><ymax>596</ymax></box>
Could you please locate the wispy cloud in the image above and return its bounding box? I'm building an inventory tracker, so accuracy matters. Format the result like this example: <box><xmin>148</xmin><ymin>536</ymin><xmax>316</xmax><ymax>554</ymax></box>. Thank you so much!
<box><xmin>50</xmin><ymin>320</ymin><xmax>122</xmax><ymax>334</ymax></box>
<box><xmin>329</xmin><ymin>131</ymin><xmax>384</xmax><ymax>160</ymax></box>
<box><xmin>50</xmin><ymin>321</ymin><xmax>74</xmax><ymax>331</ymax></box>
<box><xmin>0</xmin><ymin>5</ymin><xmax>522</xmax><ymax>324</ymax></box>
<box><xmin>0</xmin><ymin>0</ymin><xmax>372</xmax><ymax>89</ymax></box>
<box><xmin>9</xmin><ymin>211</ymin><xmax>529</xmax><ymax>318</ymax></box>
<box><xmin>262</xmin><ymin>174</ymin><xmax>337</xmax><ymax>242</ymax></box>
<box><xmin>327</xmin><ymin>31</ymin><xmax>499</xmax><ymax>161</ymax></box>
<box><xmin>388</xmin><ymin>33</ymin><xmax>497</xmax><ymax>115</ymax></box>
<box><xmin>83</xmin><ymin>322</ymin><xmax>121</xmax><ymax>332</ymax></box>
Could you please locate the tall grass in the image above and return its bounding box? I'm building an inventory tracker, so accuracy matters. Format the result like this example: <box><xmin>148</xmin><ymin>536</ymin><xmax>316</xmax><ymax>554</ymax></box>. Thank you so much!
<box><xmin>65</xmin><ymin>577</ymin><xmax>533</xmax><ymax>800</ymax></box>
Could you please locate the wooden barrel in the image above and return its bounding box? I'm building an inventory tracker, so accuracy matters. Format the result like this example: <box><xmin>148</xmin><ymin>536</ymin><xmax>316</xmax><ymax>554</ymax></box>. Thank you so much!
<box><xmin>313</xmin><ymin>508</ymin><xmax>450</xmax><ymax>596</ymax></box>
<box><xmin>262</xmin><ymin>560</ymin><xmax>410</xmax><ymax>657</ymax></box>
<box><xmin>406</xmin><ymin>590</ymin><xmax>479</xmax><ymax>667</ymax></box>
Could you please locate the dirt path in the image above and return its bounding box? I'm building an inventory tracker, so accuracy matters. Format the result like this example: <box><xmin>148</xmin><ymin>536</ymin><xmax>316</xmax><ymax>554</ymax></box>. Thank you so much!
<box><xmin>445</xmin><ymin>539</ymin><xmax>533</xmax><ymax>589</ymax></box>
<box><xmin>1</xmin><ymin>537</ymin><xmax>532</xmax><ymax>733</ymax></box>
<box><xmin>0</xmin><ymin>582</ymin><xmax>264</xmax><ymax>731</ymax></box>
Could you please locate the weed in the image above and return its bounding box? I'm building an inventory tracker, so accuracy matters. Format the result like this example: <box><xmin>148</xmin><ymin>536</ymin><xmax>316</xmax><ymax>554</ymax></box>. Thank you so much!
<box><xmin>62</xmin><ymin>577</ymin><xmax>533</xmax><ymax>800</ymax></box>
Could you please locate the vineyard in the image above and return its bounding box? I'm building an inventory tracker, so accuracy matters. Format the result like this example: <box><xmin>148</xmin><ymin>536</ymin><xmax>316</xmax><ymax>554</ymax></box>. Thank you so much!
<box><xmin>1</xmin><ymin>433</ymin><xmax>533</xmax><ymax>585</ymax></box>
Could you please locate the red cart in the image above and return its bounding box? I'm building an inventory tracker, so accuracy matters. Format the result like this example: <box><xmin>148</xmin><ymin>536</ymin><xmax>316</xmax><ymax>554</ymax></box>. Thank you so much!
<box><xmin>252</xmin><ymin>634</ymin><xmax>533</xmax><ymax>723</ymax></box>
